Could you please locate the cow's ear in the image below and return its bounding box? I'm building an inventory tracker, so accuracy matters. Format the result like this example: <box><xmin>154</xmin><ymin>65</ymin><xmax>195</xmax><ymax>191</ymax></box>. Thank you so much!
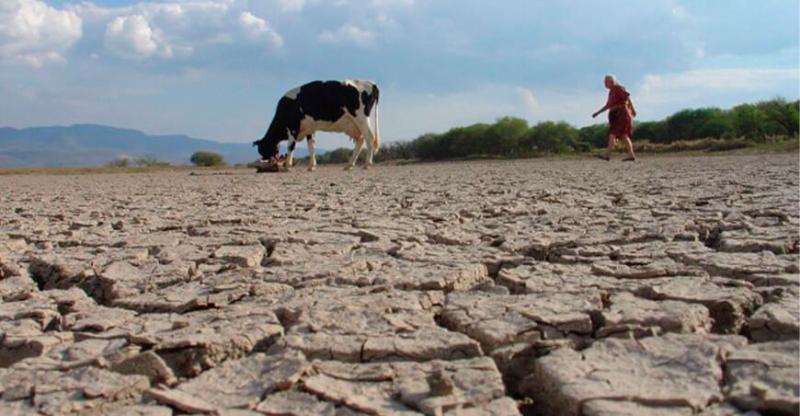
<box><xmin>252</xmin><ymin>140</ymin><xmax>260</xmax><ymax>147</ymax></box>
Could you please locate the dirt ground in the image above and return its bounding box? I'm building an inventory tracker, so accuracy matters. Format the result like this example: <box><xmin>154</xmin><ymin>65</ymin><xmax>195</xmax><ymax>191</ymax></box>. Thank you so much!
<box><xmin>0</xmin><ymin>154</ymin><xmax>797</xmax><ymax>415</ymax></box>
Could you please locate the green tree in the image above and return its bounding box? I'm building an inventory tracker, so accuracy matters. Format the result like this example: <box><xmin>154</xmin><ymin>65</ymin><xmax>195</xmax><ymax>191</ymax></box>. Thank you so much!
<box><xmin>756</xmin><ymin>98</ymin><xmax>798</xmax><ymax>137</ymax></box>
<box><xmin>665</xmin><ymin>108</ymin><xmax>724</xmax><ymax>142</ymax></box>
<box><xmin>731</xmin><ymin>104</ymin><xmax>769</xmax><ymax>140</ymax></box>
<box><xmin>521</xmin><ymin>121</ymin><xmax>579</xmax><ymax>154</ymax></box>
<box><xmin>375</xmin><ymin>141</ymin><xmax>414</xmax><ymax>162</ymax></box>
<box><xmin>485</xmin><ymin>117</ymin><xmax>529</xmax><ymax>157</ymax></box>
<box><xmin>634</xmin><ymin>120</ymin><xmax>668</xmax><ymax>143</ymax></box>
<box><xmin>437</xmin><ymin>123</ymin><xmax>490</xmax><ymax>159</ymax></box>
<box><xmin>787</xmin><ymin>100</ymin><xmax>800</xmax><ymax>136</ymax></box>
<box><xmin>398</xmin><ymin>98</ymin><xmax>796</xmax><ymax>160</ymax></box>
<box><xmin>410</xmin><ymin>133</ymin><xmax>441</xmax><ymax>160</ymax></box>
<box><xmin>190</xmin><ymin>151</ymin><xmax>226</xmax><ymax>167</ymax></box>
<box><xmin>695</xmin><ymin>109</ymin><xmax>733</xmax><ymax>139</ymax></box>
<box><xmin>579</xmin><ymin>124</ymin><xmax>608</xmax><ymax>149</ymax></box>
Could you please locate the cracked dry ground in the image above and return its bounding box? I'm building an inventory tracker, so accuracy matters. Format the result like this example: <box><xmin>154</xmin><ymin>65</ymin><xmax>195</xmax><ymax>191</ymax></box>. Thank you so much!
<box><xmin>0</xmin><ymin>154</ymin><xmax>798</xmax><ymax>416</ymax></box>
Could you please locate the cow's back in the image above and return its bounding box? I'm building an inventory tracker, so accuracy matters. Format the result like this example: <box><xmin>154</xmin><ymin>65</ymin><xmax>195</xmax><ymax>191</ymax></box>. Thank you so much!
<box><xmin>288</xmin><ymin>81</ymin><xmax>360</xmax><ymax>122</ymax></box>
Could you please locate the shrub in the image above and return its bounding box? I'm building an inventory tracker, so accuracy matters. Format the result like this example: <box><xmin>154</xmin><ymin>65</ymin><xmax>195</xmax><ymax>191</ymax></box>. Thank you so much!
<box><xmin>346</xmin><ymin>98</ymin><xmax>798</xmax><ymax>162</ymax></box>
<box><xmin>135</xmin><ymin>156</ymin><xmax>171</xmax><ymax>167</ymax></box>
<box><xmin>106</xmin><ymin>158</ymin><xmax>131</xmax><ymax>168</ymax></box>
<box><xmin>632</xmin><ymin>138</ymin><xmax>755</xmax><ymax>153</ymax></box>
<box><xmin>190</xmin><ymin>151</ymin><xmax>226</xmax><ymax>167</ymax></box>
<box><xmin>317</xmin><ymin>148</ymin><xmax>355</xmax><ymax>164</ymax></box>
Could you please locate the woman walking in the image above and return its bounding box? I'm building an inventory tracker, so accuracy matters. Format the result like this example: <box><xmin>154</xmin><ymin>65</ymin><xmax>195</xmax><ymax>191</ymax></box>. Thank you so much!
<box><xmin>592</xmin><ymin>74</ymin><xmax>637</xmax><ymax>161</ymax></box>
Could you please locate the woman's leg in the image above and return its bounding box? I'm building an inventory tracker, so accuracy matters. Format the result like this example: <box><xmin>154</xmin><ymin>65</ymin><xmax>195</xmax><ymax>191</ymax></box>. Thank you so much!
<box><xmin>605</xmin><ymin>135</ymin><xmax>617</xmax><ymax>159</ymax></box>
<box><xmin>621</xmin><ymin>135</ymin><xmax>635</xmax><ymax>159</ymax></box>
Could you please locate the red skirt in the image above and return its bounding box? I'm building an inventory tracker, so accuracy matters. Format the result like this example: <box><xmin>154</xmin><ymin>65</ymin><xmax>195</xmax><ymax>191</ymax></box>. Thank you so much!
<box><xmin>608</xmin><ymin>108</ymin><xmax>633</xmax><ymax>137</ymax></box>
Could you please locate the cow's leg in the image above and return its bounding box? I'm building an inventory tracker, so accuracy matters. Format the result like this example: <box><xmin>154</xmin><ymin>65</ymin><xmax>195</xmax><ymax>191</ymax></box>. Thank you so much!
<box><xmin>306</xmin><ymin>134</ymin><xmax>316</xmax><ymax>172</ymax></box>
<box><xmin>345</xmin><ymin>139</ymin><xmax>364</xmax><ymax>171</ymax></box>
<box><xmin>355</xmin><ymin>118</ymin><xmax>376</xmax><ymax>169</ymax></box>
<box><xmin>286</xmin><ymin>140</ymin><xmax>296</xmax><ymax>169</ymax></box>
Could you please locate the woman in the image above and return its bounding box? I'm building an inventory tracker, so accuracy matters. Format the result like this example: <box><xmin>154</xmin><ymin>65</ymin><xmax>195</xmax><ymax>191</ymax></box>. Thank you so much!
<box><xmin>592</xmin><ymin>74</ymin><xmax>637</xmax><ymax>161</ymax></box>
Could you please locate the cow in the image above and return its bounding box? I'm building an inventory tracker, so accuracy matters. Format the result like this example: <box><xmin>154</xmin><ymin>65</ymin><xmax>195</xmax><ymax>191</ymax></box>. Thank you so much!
<box><xmin>253</xmin><ymin>80</ymin><xmax>381</xmax><ymax>171</ymax></box>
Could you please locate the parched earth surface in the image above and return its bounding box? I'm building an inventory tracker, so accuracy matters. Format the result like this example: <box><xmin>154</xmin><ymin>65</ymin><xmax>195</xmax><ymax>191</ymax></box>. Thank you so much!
<box><xmin>0</xmin><ymin>154</ymin><xmax>798</xmax><ymax>416</ymax></box>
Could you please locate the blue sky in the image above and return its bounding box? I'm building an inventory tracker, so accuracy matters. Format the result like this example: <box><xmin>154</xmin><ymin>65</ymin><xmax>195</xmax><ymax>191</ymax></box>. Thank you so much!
<box><xmin>1</xmin><ymin>0</ymin><xmax>797</xmax><ymax>148</ymax></box>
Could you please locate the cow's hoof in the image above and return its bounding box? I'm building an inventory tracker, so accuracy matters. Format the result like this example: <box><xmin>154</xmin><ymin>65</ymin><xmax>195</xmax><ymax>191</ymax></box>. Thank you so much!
<box><xmin>362</xmin><ymin>164</ymin><xmax>371</xmax><ymax>170</ymax></box>
<box><xmin>308</xmin><ymin>165</ymin><xmax>316</xmax><ymax>172</ymax></box>
<box><xmin>344</xmin><ymin>165</ymin><xmax>354</xmax><ymax>171</ymax></box>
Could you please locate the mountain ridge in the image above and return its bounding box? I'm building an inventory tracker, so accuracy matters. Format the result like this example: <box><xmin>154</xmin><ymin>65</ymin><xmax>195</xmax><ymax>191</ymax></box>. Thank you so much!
<box><xmin>0</xmin><ymin>124</ymin><xmax>319</xmax><ymax>167</ymax></box>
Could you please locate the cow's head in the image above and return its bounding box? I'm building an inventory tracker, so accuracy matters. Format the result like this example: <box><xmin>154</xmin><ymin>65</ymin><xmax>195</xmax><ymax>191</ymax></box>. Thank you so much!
<box><xmin>253</xmin><ymin>136</ymin><xmax>280</xmax><ymax>160</ymax></box>
<box><xmin>255</xmin><ymin>96</ymin><xmax>298</xmax><ymax>161</ymax></box>
<box><xmin>256</xmin><ymin>126</ymin><xmax>295</xmax><ymax>161</ymax></box>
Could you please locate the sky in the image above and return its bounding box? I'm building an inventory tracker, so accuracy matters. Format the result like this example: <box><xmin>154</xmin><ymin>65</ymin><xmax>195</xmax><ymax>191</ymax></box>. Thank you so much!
<box><xmin>1</xmin><ymin>0</ymin><xmax>798</xmax><ymax>149</ymax></box>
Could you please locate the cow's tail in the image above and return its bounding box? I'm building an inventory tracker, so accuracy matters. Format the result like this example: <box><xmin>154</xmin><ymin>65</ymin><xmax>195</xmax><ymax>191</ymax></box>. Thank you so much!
<box><xmin>373</xmin><ymin>86</ymin><xmax>381</xmax><ymax>153</ymax></box>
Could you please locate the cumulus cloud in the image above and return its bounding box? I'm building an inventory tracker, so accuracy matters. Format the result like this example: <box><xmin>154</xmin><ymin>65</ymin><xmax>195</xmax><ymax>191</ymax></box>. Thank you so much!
<box><xmin>70</xmin><ymin>1</ymin><xmax>284</xmax><ymax>61</ymax></box>
<box><xmin>105</xmin><ymin>14</ymin><xmax>173</xmax><ymax>59</ymax></box>
<box><xmin>639</xmin><ymin>68</ymin><xmax>800</xmax><ymax>99</ymax></box>
<box><xmin>630</xmin><ymin>68</ymin><xmax>800</xmax><ymax>122</ymax></box>
<box><xmin>0</xmin><ymin>0</ymin><xmax>82</xmax><ymax>68</ymax></box>
<box><xmin>239</xmin><ymin>11</ymin><xmax>283</xmax><ymax>48</ymax></box>
<box><xmin>318</xmin><ymin>24</ymin><xmax>376</xmax><ymax>47</ymax></box>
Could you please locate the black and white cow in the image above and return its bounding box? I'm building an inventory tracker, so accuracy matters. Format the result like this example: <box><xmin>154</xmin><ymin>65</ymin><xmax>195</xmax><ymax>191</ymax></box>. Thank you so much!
<box><xmin>253</xmin><ymin>80</ymin><xmax>381</xmax><ymax>171</ymax></box>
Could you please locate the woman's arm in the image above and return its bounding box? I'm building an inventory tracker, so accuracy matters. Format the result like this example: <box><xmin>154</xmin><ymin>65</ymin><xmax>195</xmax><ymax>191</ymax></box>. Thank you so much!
<box><xmin>593</xmin><ymin>103</ymin><xmax>628</xmax><ymax>117</ymax></box>
<box><xmin>592</xmin><ymin>104</ymin><xmax>609</xmax><ymax>118</ymax></box>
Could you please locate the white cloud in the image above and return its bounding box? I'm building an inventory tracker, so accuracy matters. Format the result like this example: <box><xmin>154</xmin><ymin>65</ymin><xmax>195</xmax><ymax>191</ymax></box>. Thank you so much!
<box><xmin>318</xmin><ymin>24</ymin><xmax>376</xmax><ymax>47</ymax></box>
<box><xmin>273</xmin><ymin>0</ymin><xmax>306</xmax><ymax>13</ymax></box>
<box><xmin>515</xmin><ymin>87</ymin><xmax>539</xmax><ymax>117</ymax></box>
<box><xmin>670</xmin><ymin>6</ymin><xmax>690</xmax><ymax>20</ymax></box>
<box><xmin>105</xmin><ymin>14</ymin><xmax>173</xmax><ymax>59</ymax></box>
<box><xmin>370</xmin><ymin>0</ymin><xmax>415</xmax><ymax>7</ymax></box>
<box><xmin>0</xmin><ymin>0</ymin><xmax>82</xmax><ymax>68</ymax></box>
<box><xmin>639</xmin><ymin>68</ymin><xmax>800</xmax><ymax>100</ymax></box>
<box><xmin>65</xmin><ymin>2</ymin><xmax>119</xmax><ymax>22</ymax></box>
<box><xmin>79</xmin><ymin>1</ymin><xmax>283</xmax><ymax>60</ymax></box>
<box><xmin>332</xmin><ymin>0</ymin><xmax>414</xmax><ymax>8</ymax></box>
<box><xmin>630</xmin><ymin>68</ymin><xmax>800</xmax><ymax>122</ymax></box>
<box><xmin>694</xmin><ymin>47</ymin><xmax>706</xmax><ymax>59</ymax></box>
<box><xmin>239</xmin><ymin>11</ymin><xmax>283</xmax><ymax>48</ymax></box>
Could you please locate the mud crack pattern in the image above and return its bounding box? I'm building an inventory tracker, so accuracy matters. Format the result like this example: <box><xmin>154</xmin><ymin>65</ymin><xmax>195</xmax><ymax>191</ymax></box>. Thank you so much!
<box><xmin>0</xmin><ymin>155</ymin><xmax>797</xmax><ymax>415</ymax></box>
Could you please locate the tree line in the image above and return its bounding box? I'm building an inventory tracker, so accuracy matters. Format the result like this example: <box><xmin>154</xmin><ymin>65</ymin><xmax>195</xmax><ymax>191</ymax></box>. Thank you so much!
<box><xmin>315</xmin><ymin>97</ymin><xmax>798</xmax><ymax>164</ymax></box>
<box><xmin>107</xmin><ymin>98</ymin><xmax>798</xmax><ymax>168</ymax></box>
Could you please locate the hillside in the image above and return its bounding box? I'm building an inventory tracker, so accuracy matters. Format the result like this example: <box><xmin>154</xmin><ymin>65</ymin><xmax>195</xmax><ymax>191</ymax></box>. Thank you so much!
<box><xmin>0</xmin><ymin>124</ymin><xmax>316</xmax><ymax>167</ymax></box>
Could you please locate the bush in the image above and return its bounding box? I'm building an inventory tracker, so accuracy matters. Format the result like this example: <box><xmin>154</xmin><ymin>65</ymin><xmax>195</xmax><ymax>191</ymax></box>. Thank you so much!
<box><xmin>521</xmin><ymin>121</ymin><xmax>579</xmax><ymax>155</ymax></box>
<box><xmin>632</xmin><ymin>138</ymin><xmax>754</xmax><ymax>153</ymax></box>
<box><xmin>374</xmin><ymin>141</ymin><xmax>415</xmax><ymax>162</ymax></box>
<box><xmin>319</xmin><ymin>148</ymin><xmax>356</xmax><ymax>164</ymax></box>
<box><xmin>344</xmin><ymin>98</ymin><xmax>798</xmax><ymax>162</ymax></box>
<box><xmin>486</xmin><ymin>117</ymin><xmax>528</xmax><ymax>157</ymax></box>
<box><xmin>190</xmin><ymin>151</ymin><xmax>226</xmax><ymax>167</ymax></box>
<box><xmin>106</xmin><ymin>158</ymin><xmax>131</xmax><ymax>168</ymax></box>
<box><xmin>135</xmin><ymin>156</ymin><xmax>170</xmax><ymax>167</ymax></box>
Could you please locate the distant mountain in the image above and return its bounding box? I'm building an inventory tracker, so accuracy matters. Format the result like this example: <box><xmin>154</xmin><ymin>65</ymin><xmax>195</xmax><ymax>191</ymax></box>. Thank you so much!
<box><xmin>0</xmin><ymin>124</ymin><xmax>322</xmax><ymax>168</ymax></box>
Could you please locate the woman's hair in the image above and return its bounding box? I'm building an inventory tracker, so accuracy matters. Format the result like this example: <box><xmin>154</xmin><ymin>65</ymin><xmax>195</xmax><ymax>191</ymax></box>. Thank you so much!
<box><xmin>604</xmin><ymin>74</ymin><xmax>617</xmax><ymax>85</ymax></box>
